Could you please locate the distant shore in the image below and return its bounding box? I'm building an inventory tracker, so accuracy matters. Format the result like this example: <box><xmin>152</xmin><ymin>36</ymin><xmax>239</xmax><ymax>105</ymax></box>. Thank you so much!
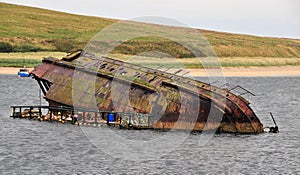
<box><xmin>187</xmin><ymin>66</ymin><xmax>300</xmax><ymax>77</ymax></box>
<box><xmin>0</xmin><ymin>67</ymin><xmax>34</xmax><ymax>75</ymax></box>
<box><xmin>1</xmin><ymin>66</ymin><xmax>300</xmax><ymax>77</ymax></box>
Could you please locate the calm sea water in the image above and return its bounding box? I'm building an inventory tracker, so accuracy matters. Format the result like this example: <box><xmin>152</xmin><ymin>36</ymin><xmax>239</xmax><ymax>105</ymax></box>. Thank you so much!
<box><xmin>0</xmin><ymin>74</ymin><xmax>299</xmax><ymax>174</ymax></box>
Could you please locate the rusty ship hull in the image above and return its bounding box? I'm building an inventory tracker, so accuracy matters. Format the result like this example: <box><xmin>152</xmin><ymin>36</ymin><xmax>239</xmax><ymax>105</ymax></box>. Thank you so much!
<box><xmin>31</xmin><ymin>51</ymin><xmax>264</xmax><ymax>133</ymax></box>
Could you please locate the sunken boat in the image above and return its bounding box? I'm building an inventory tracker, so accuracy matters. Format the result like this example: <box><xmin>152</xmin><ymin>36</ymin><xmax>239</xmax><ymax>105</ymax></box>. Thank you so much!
<box><xmin>30</xmin><ymin>50</ymin><xmax>264</xmax><ymax>133</ymax></box>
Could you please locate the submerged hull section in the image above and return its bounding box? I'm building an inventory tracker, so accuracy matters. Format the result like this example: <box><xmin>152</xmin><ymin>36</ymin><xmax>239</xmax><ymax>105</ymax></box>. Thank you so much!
<box><xmin>31</xmin><ymin>51</ymin><xmax>264</xmax><ymax>133</ymax></box>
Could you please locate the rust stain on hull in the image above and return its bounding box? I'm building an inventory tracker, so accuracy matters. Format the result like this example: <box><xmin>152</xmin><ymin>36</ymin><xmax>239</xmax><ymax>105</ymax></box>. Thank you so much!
<box><xmin>31</xmin><ymin>51</ymin><xmax>264</xmax><ymax>133</ymax></box>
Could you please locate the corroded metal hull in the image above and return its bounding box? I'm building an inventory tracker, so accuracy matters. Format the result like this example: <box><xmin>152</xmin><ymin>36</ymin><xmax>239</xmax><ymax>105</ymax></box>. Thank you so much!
<box><xmin>31</xmin><ymin>51</ymin><xmax>264</xmax><ymax>133</ymax></box>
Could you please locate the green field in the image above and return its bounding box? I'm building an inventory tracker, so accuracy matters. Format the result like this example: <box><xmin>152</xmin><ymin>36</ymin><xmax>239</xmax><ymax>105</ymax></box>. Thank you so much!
<box><xmin>1</xmin><ymin>2</ymin><xmax>300</xmax><ymax>67</ymax></box>
<box><xmin>0</xmin><ymin>52</ymin><xmax>65</xmax><ymax>67</ymax></box>
<box><xmin>111</xmin><ymin>54</ymin><xmax>300</xmax><ymax>68</ymax></box>
<box><xmin>1</xmin><ymin>52</ymin><xmax>299</xmax><ymax>68</ymax></box>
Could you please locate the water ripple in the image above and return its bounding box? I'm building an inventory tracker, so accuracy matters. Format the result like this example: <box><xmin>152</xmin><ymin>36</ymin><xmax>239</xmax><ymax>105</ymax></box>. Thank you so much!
<box><xmin>0</xmin><ymin>75</ymin><xmax>299</xmax><ymax>174</ymax></box>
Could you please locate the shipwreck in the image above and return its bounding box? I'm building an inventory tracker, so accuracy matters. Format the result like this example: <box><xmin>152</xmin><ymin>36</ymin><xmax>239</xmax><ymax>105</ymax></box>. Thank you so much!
<box><xmin>27</xmin><ymin>50</ymin><xmax>264</xmax><ymax>133</ymax></box>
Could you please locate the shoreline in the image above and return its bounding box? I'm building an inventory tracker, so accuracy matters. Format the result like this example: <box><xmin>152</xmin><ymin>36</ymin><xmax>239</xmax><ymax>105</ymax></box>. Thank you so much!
<box><xmin>1</xmin><ymin>66</ymin><xmax>300</xmax><ymax>77</ymax></box>
<box><xmin>0</xmin><ymin>67</ymin><xmax>34</xmax><ymax>75</ymax></box>
<box><xmin>188</xmin><ymin>66</ymin><xmax>300</xmax><ymax>77</ymax></box>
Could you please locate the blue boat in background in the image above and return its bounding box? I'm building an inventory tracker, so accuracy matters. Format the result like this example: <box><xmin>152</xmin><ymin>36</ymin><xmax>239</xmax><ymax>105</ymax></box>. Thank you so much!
<box><xmin>18</xmin><ymin>67</ymin><xmax>30</xmax><ymax>77</ymax></box>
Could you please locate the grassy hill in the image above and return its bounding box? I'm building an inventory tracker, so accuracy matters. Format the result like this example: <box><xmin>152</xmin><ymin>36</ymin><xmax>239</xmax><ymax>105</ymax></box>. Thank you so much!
<box><xmin>0</xmin><ymin>2</ymin><xmax>116</xmax><ymax>53</ymax></box>
<box><xmin>1</xmin><ymin>2</ymin><xmax>300</xmax><ymax>67</ymax></box>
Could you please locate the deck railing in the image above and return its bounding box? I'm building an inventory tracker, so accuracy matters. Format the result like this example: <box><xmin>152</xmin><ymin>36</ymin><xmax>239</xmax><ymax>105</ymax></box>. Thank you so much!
<box><xmin>10</xmin><ymin>105</ymin><xmax>153</xmax><ymax>129</ymax></box>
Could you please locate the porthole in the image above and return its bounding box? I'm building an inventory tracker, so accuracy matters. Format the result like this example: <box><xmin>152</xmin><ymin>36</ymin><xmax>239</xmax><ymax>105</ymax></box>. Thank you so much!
<box><xmin>100</xmin><ymin>64</ymin><xmax>107</xmax><ymax>69</ymax></box>
<box><xmin>109</xmin><ymin>68</ymin><xmax>115</xmax><ymax>72</ymax></box>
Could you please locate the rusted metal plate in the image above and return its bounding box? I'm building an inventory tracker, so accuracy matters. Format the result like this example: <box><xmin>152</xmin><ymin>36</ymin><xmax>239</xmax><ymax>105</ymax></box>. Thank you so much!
<box><xmin>31</xmin><ymin>51</ymin><xmax>264</xmax><ymax>133</ymax></box>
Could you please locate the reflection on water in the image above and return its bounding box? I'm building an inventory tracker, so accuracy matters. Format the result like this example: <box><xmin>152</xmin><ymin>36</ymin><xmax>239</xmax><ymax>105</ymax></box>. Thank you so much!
<box><xmin>0</xmin><ymin>75</ymin><xmax>299</xmax><ymax>174</ymax></box>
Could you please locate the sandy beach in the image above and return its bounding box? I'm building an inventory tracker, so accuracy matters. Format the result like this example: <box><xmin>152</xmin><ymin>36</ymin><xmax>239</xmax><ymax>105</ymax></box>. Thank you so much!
<box><xmin>188</xmin><ymin>66</ymin><xmax>300</xmax><ymax>77</ymax></box>
<box><xmin>0</xmin><ymin>67</ymin><xmax>34</xmax><ymax>75</ymax></box>
<box><xmin>1</xmin><ymin>66</ymin><xmax>300</xmax><ymax>77</ymax></box>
